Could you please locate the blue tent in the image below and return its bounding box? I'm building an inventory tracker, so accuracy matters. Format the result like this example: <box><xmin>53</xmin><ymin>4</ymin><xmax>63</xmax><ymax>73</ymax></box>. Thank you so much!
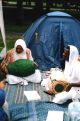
<box><xmin>23</xmin><ymin>11</ymin><xmax>80</xmax><ymax>70</ymax></box>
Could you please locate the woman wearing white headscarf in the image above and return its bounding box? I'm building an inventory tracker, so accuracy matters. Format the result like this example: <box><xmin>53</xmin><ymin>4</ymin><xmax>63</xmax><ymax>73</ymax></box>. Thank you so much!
<box><xmin>5</xmin><ymin>39</ymin><xmax>33</xmax><ymax>63</ymax></box>
<box><xmin>63</xmin><ymin>45</ymin><xmax>80</xmax><ymax>83</ymax></box>
<box><xmin>1</xmin><ymin>39</ymin><xmax>41</xmax><ymax>85</ymax></box>
<box><xmin>41</xmin><ymin>45</ymin><xmax>80</xmax><ymax>94</ymax></box>
<box><xmin>52</xmin><ymin>45</ymin><xmax>80</xmax><ymax>104</ymax></box>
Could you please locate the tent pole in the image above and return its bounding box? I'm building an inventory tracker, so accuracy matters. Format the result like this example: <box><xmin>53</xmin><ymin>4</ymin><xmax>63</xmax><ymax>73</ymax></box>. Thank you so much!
<box><xmin>0</xmin><ymin>0</ymin><xmax>6</xmax><ymax>53</ymax></box>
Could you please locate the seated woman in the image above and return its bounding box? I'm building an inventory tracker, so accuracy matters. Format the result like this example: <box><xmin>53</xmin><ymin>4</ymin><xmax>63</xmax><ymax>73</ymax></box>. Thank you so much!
<box><xmin>63</xmin><ymin>45</ymin><xmax>80</xmax><ymax>83</ymax></box>
<box><xmin>41</xmin><ymin>45</ymin><xmax>80</xmax><ymax>95</ymax></box>
<box><xmin>1</xmin><ymin>39</ymin><xmax>41</xmax><ymax>85</ymax></box>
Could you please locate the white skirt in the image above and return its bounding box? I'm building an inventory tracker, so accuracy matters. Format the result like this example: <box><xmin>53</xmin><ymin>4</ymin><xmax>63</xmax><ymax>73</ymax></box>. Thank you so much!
<box><xmin>6</xmin><ymin>69</ymin><xmax>42</xmax><ymax>85</ymax></box>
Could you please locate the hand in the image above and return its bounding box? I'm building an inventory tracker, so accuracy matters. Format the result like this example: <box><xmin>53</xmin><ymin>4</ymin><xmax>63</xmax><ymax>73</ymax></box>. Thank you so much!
<box><xmin>78</xmin><ymin>56</ymin><xmax>80</xmax><ymax>61</ymax></box>
<box><xmin>66</xmin><ymin>84</ymin><xmax>71</xmax><ymax>92</ymax></box>
<box><xmin>46</xmin><ymin>71</ymin><xmax>51</xmax><ymax>77</ymax></box>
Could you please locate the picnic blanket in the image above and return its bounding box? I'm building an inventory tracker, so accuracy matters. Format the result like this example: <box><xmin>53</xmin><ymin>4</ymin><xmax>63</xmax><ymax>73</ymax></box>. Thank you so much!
<box><xmin>9</xmin><ymin>101</ymin><xmax>69</xmax><ymax>121</ymax></box>
<box><xmin>4</xmin><ymin>72</ymin><xmax>54</xmax><ymax>105</ymax></box>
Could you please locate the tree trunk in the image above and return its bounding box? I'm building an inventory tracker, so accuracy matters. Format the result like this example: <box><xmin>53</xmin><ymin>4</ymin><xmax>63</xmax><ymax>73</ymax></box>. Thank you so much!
<box><xmin>35</xmin><ymin>0</ymin><xmax>43</xmax><ymax>15</ymax></box>
<box><xmin>16</xmin><ymin>0</ymin><xmax>24</xmax><ymax>24</ymax></box>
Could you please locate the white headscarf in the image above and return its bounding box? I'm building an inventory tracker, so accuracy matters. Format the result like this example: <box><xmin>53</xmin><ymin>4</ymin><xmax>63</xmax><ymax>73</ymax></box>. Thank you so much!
<box><xmin>68</xmin><ymin>45</ymin><xmax>79</xmax><ymax>65</ymax></box>
<box><xmin>14</xmin><ymin>39</ymin><xmax>27</xmax><ymax>61</ymax></box>
<box><xmin>64</xmin><ymin>45</ymin><xmax>79</xmax><ymax>83</ymax></box>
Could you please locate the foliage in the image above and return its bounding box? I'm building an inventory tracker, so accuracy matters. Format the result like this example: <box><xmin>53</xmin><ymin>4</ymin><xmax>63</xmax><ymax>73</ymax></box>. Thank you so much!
<box><xmin>0</xmin><ymin>21</ymin><xmax>32</xmax><ymax>51</ymax></box>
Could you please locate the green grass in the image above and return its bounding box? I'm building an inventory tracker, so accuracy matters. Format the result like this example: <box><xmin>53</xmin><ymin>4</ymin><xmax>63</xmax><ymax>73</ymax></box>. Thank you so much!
<box><xmin>0</xmin><ymin>21</ymin><xmax>32</xmax><ymax>51</ymax></box>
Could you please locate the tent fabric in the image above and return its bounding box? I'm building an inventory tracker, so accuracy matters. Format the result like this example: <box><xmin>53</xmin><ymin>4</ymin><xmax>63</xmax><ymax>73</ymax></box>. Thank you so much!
<box><xmin>47</xmin><ymin>11</ymin><xmax>71</xmax><ymax>17</ymax></box>
<box><xmin>23</xmin><ymin>11</ymin><xmax>80</xmax><ymax>71</ymax></box>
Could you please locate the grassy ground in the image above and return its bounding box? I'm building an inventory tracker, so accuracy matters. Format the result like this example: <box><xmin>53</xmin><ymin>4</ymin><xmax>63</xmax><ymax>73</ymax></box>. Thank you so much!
<box><xmin>0</xmin><ymin>20</ymin><xmax>32</xmax><ymax>51</ymax></box>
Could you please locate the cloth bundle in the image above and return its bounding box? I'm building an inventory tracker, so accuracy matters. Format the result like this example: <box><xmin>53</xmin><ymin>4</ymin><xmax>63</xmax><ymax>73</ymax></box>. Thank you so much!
<box><xmin>7</xmin><ymin>59</ymin><xmax>37</xmax><ymax>77</ymax></box>
<box><xmin>50</xmin><ymin>80</ymin><xmax>69</xmax><ymax>94</ymax></box>
<box><xmin>41</xmin><ymin>69</ymin><xmax>69</xmax><ymax>95</ymax></box>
